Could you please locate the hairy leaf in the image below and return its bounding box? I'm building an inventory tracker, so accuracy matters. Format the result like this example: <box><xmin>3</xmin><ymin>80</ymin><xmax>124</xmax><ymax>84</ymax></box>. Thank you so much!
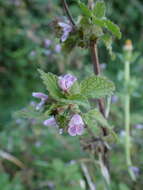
<box><xmin>93</xmin><ymin>0</ymin><xmax>106</xmax><ymax>18</ymax></box>
<box><xmin>61</xmin><ymin>94</ymin><xmax>90</xmax><ymax>108</ymax></box>
<box><xmin>92</xmin><ymin>17</ymin><xmax>105</xmax><ymax>27</ymax></box>
<box><xmin>78</xmin><ymin>1</ymin><xmax>92</xmax><ymax>17</ymax></box>
<box><xmin>104</xmin><ymin>20</ymin><xmax>121</xmax><ymax>39</ymax></box>
<box><xmin>38</xmin><ymin>70</ymin><xmax>65</xmax><ymax>100</ymax></box>
<box><xmin>80</xmin><ymin>75</ymin><xmax>115</xmax><ymax>98</ymax></box>
<box><xmin>83</xmin><ymin>109</ymin><xmax>111</xmax><ymax>129</ymax></box>
<box><xmin>69</xmin><ymin>81</ymin><xmax>81</xmax><ymax>95</ymax></box>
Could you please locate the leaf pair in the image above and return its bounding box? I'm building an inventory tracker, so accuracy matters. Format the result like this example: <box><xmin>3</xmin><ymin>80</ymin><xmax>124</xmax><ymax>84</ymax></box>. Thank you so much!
<box><xmin>38</xmin><ymin>70</ymin><xmax>115</xmax><ymax>109</ymax></box>
<box><xmin>78</xmin><ymin>0</ymin><xmax>121</xmax><ymax>39</ymax></box>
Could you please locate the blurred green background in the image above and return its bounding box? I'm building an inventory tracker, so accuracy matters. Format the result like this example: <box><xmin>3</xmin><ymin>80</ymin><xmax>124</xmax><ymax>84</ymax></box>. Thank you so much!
<box><xmin>0</xmin><ymin>0</ymin><xmax>143</xmax><ymax>189</ymax></box>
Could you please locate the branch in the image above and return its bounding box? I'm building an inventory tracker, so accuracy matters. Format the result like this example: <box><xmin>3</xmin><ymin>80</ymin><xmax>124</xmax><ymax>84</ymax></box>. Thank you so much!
<box><xmin>61</xmin><ymin>0</ymin><xmax>75</xmax><ymax>26</ymax></box>
<box><xmin>90</xmin><ymin>41</ymin><xmax>107</xmax><ymax>136</ymax></box>
<box><xmin>81</xmin><ymin>163</ymin><xmax>96</xmax><ymax>190</ymax></box>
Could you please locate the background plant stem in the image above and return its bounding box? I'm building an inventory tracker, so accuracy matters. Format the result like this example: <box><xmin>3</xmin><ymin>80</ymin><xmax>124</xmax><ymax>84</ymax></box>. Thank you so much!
<box><xmin>124</xmin><ymin>60</ymin><xmax>136</xmax><ymax>181</ymax></box>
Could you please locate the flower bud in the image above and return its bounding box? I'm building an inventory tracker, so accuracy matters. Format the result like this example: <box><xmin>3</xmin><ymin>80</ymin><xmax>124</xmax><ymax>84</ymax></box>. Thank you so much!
<box><xmin>58</xmin><ymin>74</ymin><xmax>77</xmax><ymax>91</ymax></box>
<box><xmin>32</xmin><ymin>92</ymin><xmax>48</xmax><ymax>101</ymax></box>
<box><xmin>32</xmin><ymin>92</ymin><xmax>48</xmax><ymax>110</ymax></box>
<box><xmin>68</xmin><ymin>114</ymin><xmax>84</xmax><ymax>136</ymax></box>
<box><xmin>123</xmin><ymin>40</ymin><xmax>133</xmax><ymax>52</ymax></box>
<box><xmin>43</xmin><ymin>116</ymin><xmax>58</xmax><ymax>127</ymax></box>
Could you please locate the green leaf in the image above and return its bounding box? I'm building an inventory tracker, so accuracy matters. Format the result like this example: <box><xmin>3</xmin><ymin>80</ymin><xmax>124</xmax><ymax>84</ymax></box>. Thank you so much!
<box><xmin>14</xmin><ymin>106</ymin><xmax>47</xmax><ymax>122</ymax></box>
<box><xmin>78</xmin><ymin>1</ymin><xmax>92</xmax><ymax>17</ymax></box>
<box><xmin>83</xmin><ymin>109</ymin><xmax>111</xmax><ymax>129</ymax></box>
<box><xmin>93</xmin><ymin>0</ymin><xmax>106</xmax><ymax>18</ymax></box>
<box><xmin>61</xmin><ymin>94</ymin><xmax>90</xmax><ymax>108</ymax></box>
<box><xmin>69</xmin><ymin>81</ymin><xmax>81</xmax><ymax>95</ymax></box>
<box><xmin>80</xmin><ymin>75</ymin><xmax>115</xmax><ymax>98</ymax></box>
<box><xmin>101</xmin><ymin>34</ymin><xmax>113</xmax><ymax>55</ymax></box>
<box><xmin>92</xmin><ymin>17</ymin><xmax>105</xmax><ymax>27</ymax></box>
<box><xmin>38</xmin><ymin>70</ymin><xmax>65</xmax><ymax>100</ymax></box>
<box><xmin>104</xmin><ymin>20</ymin><xmax>121</xmax><ymax>39</ymax></box>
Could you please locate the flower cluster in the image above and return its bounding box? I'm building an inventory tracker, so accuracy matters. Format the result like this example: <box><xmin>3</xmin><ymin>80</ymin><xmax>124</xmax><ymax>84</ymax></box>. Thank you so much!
<box><xmin>58</xmin><ymin>22</ymin><xmax>73</xmax><ymax>42</ymax></box>
<box><xmin>68</xmin><ymin>114</ymin><xmax>85</xmax><ymax>136</ymax></box>
<box><xmin>32</xmin><ymin>74</ymin><xmax>85</xmax><ymax>137</ymax></box>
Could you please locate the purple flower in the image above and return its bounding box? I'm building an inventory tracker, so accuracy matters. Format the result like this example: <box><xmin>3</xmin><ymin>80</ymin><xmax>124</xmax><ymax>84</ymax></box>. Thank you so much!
<box><xmin>129</xmin><ymin>166</ymin><xmax>139</xmax><ymax>175</ymax></box>
<box><xmin>30</xmin><ymin>50</ymin><xmax>36</xmax><ymax>57</ymax></box>
<box><xmin>58</xmin><ymin>74</ymin><xmax>77</xmax><ymax>91</ymax></box>
<box><xmin>134</xmin><ymin>124</ymin><xmax>143</xmax><ymax>129</ymax></box>
<box><xmin>58</xmin><ymin>22</ymin><xmax>73</xmax><ymax>42</ymax></box>
<box><xmin>32</xmin><ymin>92</ymin><xmax>48</xmax><ymax>101</ymax></box>
<box><xmin>55</xmin><ymin>44</ymin><xmax>61</xmax><ymax>53</ymax></box>
<box><xmin>32</xmin><ymin>92</ymin><xmax>48</xmax><ymax>110</ymax></box>
<box><xmin>43</xmin><ymin>116</ymin><xmax>58</xmax><ymax>128</ymax></box>
<box><xmin>68</xmin><ymin>114</ymin><xmax>85</xmax><ymax>136</ymax></box>
<box><xmin>111</xmin><ymin>95</ymin><xmax>118</xmax><ymax>103</ymax></box>
<box><xmin>44</xmin><ymin>39</ymin><xmax>51</xmax><ymax>48</ymax></box>
<box><xmin>100</xmin><ymin>63</ymin><xmax>107</xmax><ymax>70</ymax></box>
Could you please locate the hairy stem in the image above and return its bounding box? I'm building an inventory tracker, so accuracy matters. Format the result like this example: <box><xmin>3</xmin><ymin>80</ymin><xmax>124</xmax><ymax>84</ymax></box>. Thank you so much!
<box><xmin>61</xmin><ymin>0</ymin><xmax>75</xmax><ymax>26</ymax></box>
<box><xmin>90</xmin><ymin>42</ymin><xmax>107</xmax><ymax>136</ymax></box>
<box><xmin>124</xmin><ymin>60</ymin><xmax>136</xmax><ymax>181</ymax></box>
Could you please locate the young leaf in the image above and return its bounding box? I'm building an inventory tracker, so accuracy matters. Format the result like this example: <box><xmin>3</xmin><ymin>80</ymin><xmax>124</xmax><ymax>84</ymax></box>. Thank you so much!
<box><xmin>93</xmin><ymin>0</ymin><xmax>106</xmax><ymax>18</ymax></box>
<box><xmin>80</xmin><ymin>75</ymin><xmax>115</xmax><ymax>98</ymax></box>
<box><xmin>104</xmin><ymin>20</ymin><xmax>121</xmax><ymax>39</ymax></box>
<box><xmin>38</xmin><ymin>70</ymin><xmax>65</xmax><ymax>100</ymax></box>
<box><xmin>92</xmin><ymin>17</ymin><xmax>105</xmax><ymax>27</ymax></box>
<box><xmin>69</xmin><ymin>81</ymin><xmax>81</xmax><ymax>95</ymax></box>
<box><xmin>83</xmin><ymin>109</ymin><xmax>111</xmax><ymax>129</ymax></box>
<box><xmin>78</xmin><ymin>1</ymin><xmax>92</xmax><ymax>17</ymax></box>
<box><xmin>101</xmin><ymin>34</ymin><xmax>113</xmax><ymax>55</ymax></box>
<box><xmin>61</xmin><ymin>94</ymin><xmax>90</xmax><ymax>108</ymax></box>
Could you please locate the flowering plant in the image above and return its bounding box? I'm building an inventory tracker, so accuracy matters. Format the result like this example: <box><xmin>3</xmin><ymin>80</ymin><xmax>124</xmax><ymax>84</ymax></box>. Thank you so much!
<box><xmin>16</xmin><ymin>0</ymin><xmax>121</xmax><ymax>187</ymax></box>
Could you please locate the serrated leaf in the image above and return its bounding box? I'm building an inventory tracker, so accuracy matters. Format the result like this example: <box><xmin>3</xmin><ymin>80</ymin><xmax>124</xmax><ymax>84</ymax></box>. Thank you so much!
<box><xmin>104</xmin><ymin>20</ymin><xmax>121</xmax><ymax>39</ymax></box>
<box><xmin>83</xmin><ymin>109</ymin><xmax>111</xmax><ymax>129</ymax></box>
<box><xmin>93</xmin><ymin>0</ymin><xmax>106</xmax><ymax>18</ymax></box>
<box><xmin>78</xmin><ymin>1</ymin><xmax>92</xmax><ymax>17</ymax></box>
<box><xmin>80</xmin><ymin>75</ymin><xmax>115</xmax><ymax>98</ymax></box>
<box><xmin>69</xmin><ymin>81</ymin><xmax>81</xmax><ymax>95</ymax></box>
<box><xmin>92</xmin><ymin>17</ymin><xmax>105</xmax><ymax>27</ymax></box>
<box><xmin>38</xmin><ymin>70</ymin><xmax>65</xmax><ymax>100</ymax></box>
<box><xmin>61</xmin><ymin>94</ymin><xmax>90</xmax><ymax>108</ymax></box>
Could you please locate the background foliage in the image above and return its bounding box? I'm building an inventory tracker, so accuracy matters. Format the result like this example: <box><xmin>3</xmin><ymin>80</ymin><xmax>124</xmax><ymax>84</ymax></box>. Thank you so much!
<box><xmin>0</xmin><ymin>0</ymin><xmax>143</xmax><ymax>189</ymax></box>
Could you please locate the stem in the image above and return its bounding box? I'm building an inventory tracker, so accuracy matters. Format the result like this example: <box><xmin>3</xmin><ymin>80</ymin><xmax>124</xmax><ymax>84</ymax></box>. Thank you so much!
<box><xmin>81</xmin><ymin>163</ymin><xmax>96</xmax><ymax>190</ymax></box>
<box><xmin>90</xmin><ymin>42</ymin><xmax>107</xmax><ymax>135</ymax></box>
<box><xmin>124</xmin><ymin>60</ymin><xmax>136</xmax><ymax>181</ymax></box>
<box><xmin>61</xmin><ymin>0</ymin><xmax>75</xmax><ymax>26</ymax></box>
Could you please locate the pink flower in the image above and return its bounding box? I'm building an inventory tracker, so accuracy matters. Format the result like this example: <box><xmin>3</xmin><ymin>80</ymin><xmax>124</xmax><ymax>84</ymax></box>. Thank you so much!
<box><xmin>43</xmin><ymin>116</ymin><xmax>58</xmax><ymax>127</ymax></box>
<box><xmin>58</xmin><ymin>74</ymin><xmax>77</xmax><ymax>91</ymax></box>
<box><xmin>58</xmin><ymin>22</ymin><xmax>73</xmax><ymax>42</ymax></box>
<box><xmin>68</xmin><ymin>114</ymin><xmax>85</xmax><ymax>136</ymax></box>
